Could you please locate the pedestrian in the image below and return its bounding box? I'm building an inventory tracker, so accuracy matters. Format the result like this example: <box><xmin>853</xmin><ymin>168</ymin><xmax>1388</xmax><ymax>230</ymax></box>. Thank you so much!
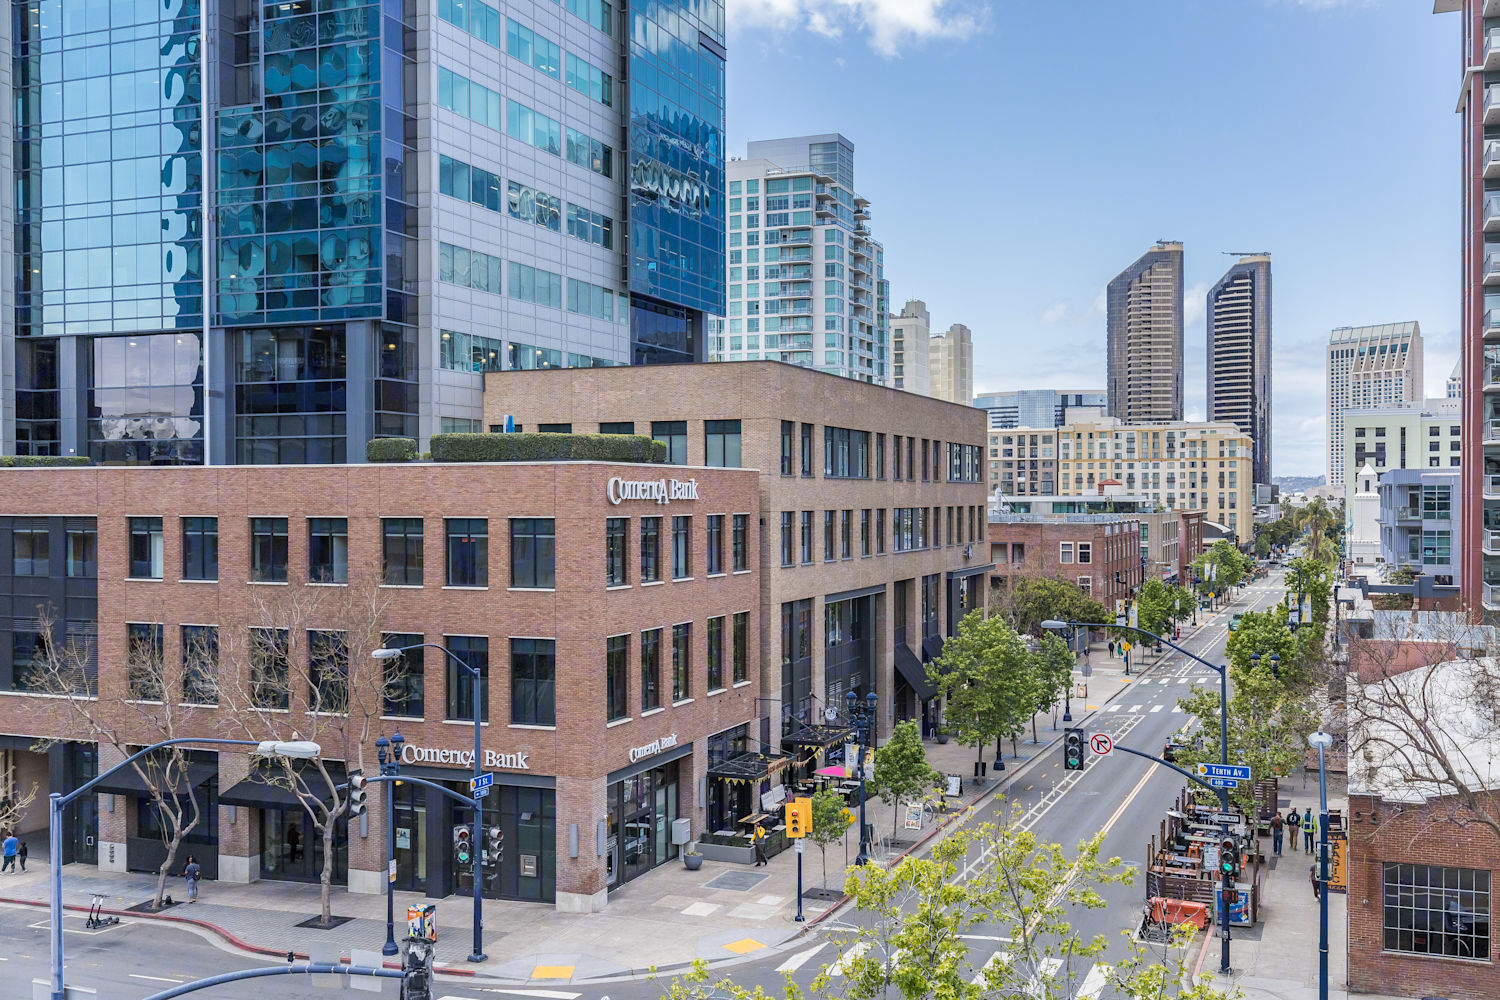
<box><xmin>183</xmin><ymin>855</ymin><xmax>201</xmax><ymax>902</ymax></box>
<box><xmin>1286</xmin><ymin>807</ymin><xmax>1301</xmax><ymax>850</ymax></box>
<box><xmin>0</xmin><ymin>830</ymin><xmax>16</xmax><ymax>873</ymax></box>
<box><xmin>18</xmin><ymin>840</ymin><xmax>27</xmax><ymax>872</ymax></box>
<box><xmin>1108</xmin><ymin>640</ymin><xmax>1116</xmax><ymax>658</ymax></box>
<box><xmin>1303</xmin><ymin>807</ymin><xmax>1315</xmax><ymax>853</ymax></box>
<box><xmin>1270</xmin><ymin>812</ymin><xmax>1284</xmax><ymax>855</ymax></box>
<box><xmin>1309</xmin><ymin>863</ymin><xmax>1321</xmax><ymax>900</ymax></box>
<box><xmin>751</xmin><ymin>824</ymin><xmax>768</xmax><ymax>867</ymax></box>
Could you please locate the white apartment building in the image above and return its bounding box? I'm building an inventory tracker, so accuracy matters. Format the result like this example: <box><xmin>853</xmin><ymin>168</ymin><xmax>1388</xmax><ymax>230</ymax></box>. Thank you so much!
<box><xmin>1340</xmin><ymin>400</ymin><xmax>1461</xmax><ymax>497</ymax></box>
<box><xmin>891</xmin><ymin>300</ymin><xmax>932</xmax><ymax>394</ymax></box>
<box><xmin>717</xmin><ymin>134</ymin><xmax>889</xmax><ymax>383</ymax></box>
<box><xmin>930</xmin><ymin>323</ymin><xmax>974</xmax><ymax>405</ymax></box>
<box><xmin>1326</xmin><ymin>322</ymin><xmax>1424</xmax><ymax>491</ymax></box>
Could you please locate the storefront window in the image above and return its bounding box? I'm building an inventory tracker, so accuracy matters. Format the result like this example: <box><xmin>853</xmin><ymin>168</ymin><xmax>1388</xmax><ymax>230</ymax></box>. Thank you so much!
<box><xmin>608</xmin><ymin>760</ymin><xmax>680</xmax><ymax>888</ymax></box>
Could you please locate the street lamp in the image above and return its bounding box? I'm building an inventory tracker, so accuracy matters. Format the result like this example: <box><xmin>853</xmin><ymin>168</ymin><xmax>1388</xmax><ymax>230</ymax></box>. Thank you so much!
<box><xmin>845</xmin><ymin>689</ymin><xmax>877</xmax><ymax>866</ymax></box>
<box><xmin>49</xmin><ymin>737</ymin><xmax>320</xmax><ymax>1000</ymax></box>
<box><xmin>373</xmin><ymin>643</ymin><xmax>487</xmax><ymax>964</ymax></box>
<box><xmin>1249</xmin><ymin>652</ymin><xmax>1282</xmax><ymax>680</ymax></box>
<box><xmin>1309</xmin><ymin>730</ymin><xmax>1335</xmax><ymax>1000</ymax></box>
<box><xmin>375</xmin><ymin>731</ymin><xmax>406</xmax><ymax>957</ymax></box>
<box><xmin>1043</xmin><ymin>617</ymin><xmax>1235</xmax><ymax>977</ymax></box>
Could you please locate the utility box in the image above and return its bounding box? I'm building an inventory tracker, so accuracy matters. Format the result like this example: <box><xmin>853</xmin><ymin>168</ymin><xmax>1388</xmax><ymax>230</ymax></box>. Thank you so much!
<box><xmin>407</xmin><ymin>903</ymin><xmax>436</xmax><ymax>941</ymax></box>
<box><xmin>671</xmin><ymin>817</ymin><xmax>692</xmax><ymax>845</ymax></box>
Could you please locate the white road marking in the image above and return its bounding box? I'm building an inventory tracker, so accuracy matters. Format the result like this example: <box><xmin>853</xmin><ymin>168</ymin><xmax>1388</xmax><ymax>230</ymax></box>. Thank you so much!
<box><xmin>775</xmin><ymin>943</ymin><xmax>827</xmax><ymax>974</ymax></box>
<box><xmin>971</xmin><ymin>951</ymin><xmax>1008</xmax><ymax>985</ymax></box>
<box><xmin>1106</xmin><ymin>704</ymin><xmax>1123</xmax><ymax>713</ymax></box>
<box><xmin>960</xmin><ymin>934</ymin><xmax>1013</xmax><ymax>942</ymax></box>
<box><xmin>1177</xmin><ymin>678</ymin><xmax>1189</xmax><ymax>684</ymax></box>
<box><xmin>130</xmin><ymin>975</ymin><xmax>185</xmax><ymax>984</ymax></box>
<box><xmin>1150</xmin><ymin>705</ymin><xmax>1164</xmax><ymax>713</ymax></box>
<box><xmin>1172</xmin><ymin>704</ymin><xmax>1184</xmax><ymax>713</ymax></box>
<box><xmin>1078</xmin><ymin>963</ymin><xmax>1112</xmax><ymax>999</ymax></box>
<box><xmin>827</xmin><ymin>941</ymin><xmax>870</xmax><ymax>976</ymax></box>
<box><xmin>471</xmin><ymin>993</ymin><xmax>583</xmax><ymax>1000</ymax></box>
<box><xmin>1126</xmin><ymin>705</ymin><xmax>1142</xmax><ymax>712</ymax></box>
<box><xmin>1197</xmin><ymin>677</ymin><xmax>1208</xmax><ymax>684</ymax></box>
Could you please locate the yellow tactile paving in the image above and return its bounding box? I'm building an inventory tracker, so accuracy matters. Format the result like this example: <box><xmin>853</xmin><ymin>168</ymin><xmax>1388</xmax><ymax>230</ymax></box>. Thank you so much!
<box><xmin>722</xmin><ymin>938</ymin><xmax>766</xmax><ymax>955</ymax></box>
<box><xmin>531</xmin><ymin>965</ymin><xmax>576</xmax><ymax>980</ymax></box>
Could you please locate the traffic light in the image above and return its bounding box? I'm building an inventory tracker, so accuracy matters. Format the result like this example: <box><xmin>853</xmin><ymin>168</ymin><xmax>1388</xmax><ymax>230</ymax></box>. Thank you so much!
<box><xmin>785</xmin><ymin>797</ymin><xmax>811</xmax><ymax>838</ymax></box>
<box><xmin>1219</xmin><ymin>838</ymin><xmax>1239</xmax><ymax>878</ymax></box>
<box><xmin>348</xmin><ymin>770</ymin><xmax>368</xmax><ymax>818</ymax></box>
<box><xmin>1063</xmin><ymin>728</ymin><xmax>1084</xmax><ymax>771</ymax></box>
<box><xmin>487</xmin><ymin>826</ymin><xmax>503</xmax><ymax>864</ymax></box>
<box><xmin>452</xmin><ymin>824</ymin><xmax>473</xmax><ymax>870</ymax></box>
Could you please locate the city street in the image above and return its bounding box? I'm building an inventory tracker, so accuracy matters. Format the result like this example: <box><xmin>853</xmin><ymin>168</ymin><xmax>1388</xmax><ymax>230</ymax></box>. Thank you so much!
<box><xmin>2</xmin><ymin>574</ymin><xmax>1287</xmax><ymax>1000</ymax></box>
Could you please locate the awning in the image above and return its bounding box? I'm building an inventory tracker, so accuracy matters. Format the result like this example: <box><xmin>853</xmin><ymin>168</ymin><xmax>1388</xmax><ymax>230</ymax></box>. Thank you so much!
<box><xmin>707</xmin><ymin>752</ymin><xmax>793</xmax><ymax>786</ymax></box>
<box><xmin>922</xmin><ymin>634</ymin><xmax>945</xmax><ymax>662</ymax></box>
<box><xmin>895</xmin><ymin>644</ymin><xmax>938</xmax><ymax>700</ymax></box>
<box><xmin>218</xmin><ymin>761</ymin><xmax>347</xmax><ymax>810</ymax></box>
<box><xmin>93</xmin><ymin>760</ymin><xmax>217</xmax><ymax>798</ymax></box>
<box><xmin>781</xmin><ymin>725</ymin><xmax>852</xmax><ymax>752</ymax></box>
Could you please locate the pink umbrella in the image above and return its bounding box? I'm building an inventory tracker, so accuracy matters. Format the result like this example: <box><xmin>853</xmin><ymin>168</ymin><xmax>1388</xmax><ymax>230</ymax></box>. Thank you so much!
<box><xmin>814</xmin><ymin>765</ymin><xmax>847</xmax><ymax>778</ymax></box>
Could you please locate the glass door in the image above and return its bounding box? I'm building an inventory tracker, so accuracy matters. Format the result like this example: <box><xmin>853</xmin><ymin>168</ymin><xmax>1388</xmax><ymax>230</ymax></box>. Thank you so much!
<box><xmin>393</xmin><ymin>786</ymin><xmax>426</xmax><ymax>893</ymax></box>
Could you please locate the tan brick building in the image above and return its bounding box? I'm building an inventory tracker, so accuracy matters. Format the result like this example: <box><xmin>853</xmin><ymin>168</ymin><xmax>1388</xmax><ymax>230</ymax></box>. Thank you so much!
<box><xmin>483</xmin><ymin>362</ymin><xmax>993</xmax><ymax>742</ymax></box>
<box><xmin>0</xmin><ymin>460</ymin><xmax>760</xmax><ymax>912</ymax></box>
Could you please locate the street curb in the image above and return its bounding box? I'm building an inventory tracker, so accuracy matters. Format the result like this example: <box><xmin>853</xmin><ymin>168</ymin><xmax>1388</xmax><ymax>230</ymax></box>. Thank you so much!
<box><xmin>0</xmin><ymin>895</ymin><xmax>480</xmax><ymax>978</ymax></box>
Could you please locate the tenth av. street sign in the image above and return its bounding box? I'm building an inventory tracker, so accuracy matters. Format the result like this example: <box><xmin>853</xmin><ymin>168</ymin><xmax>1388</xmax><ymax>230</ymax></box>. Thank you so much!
<box><xmin>1197</xmin><ymin>763</ymin><xmax>1252</xmax><ymax>781</ymax></box>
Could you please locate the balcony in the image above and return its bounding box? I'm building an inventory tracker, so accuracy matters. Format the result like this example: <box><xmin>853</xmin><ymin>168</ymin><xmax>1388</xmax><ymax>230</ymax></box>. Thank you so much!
<box><xmin>1486</xmin><ymin>251</ymin><xmax>1500</xmax><ymax>286</ymax></box>
<box><xmin>1486</xmin><ymin>474</ymin><xmax>1500</xmax><ymax>498</ymax></box>
<box><xmin>1486</xmin><ymin>308</ymin><xmax>1500</xmax><ymax>342</ymax></box>
<box><xmin>1487</xmin><ymin>418</ymin><xmax>1500</xmax><ymax>443</ymax></box>
<box><xmin>1487</xmin><ymin>192</ymin><xmax>1500</xmax><ymax>233</ymax></box>
<box><xmin>1394</xmin><ymin>505</ymin><xmax>1421</xmax><ymax>524</ymax></box>
<box><xmin>1486</xmin><ymin>583</ymin><xmax>1500</xmax><ymax>610</ymax></box>
<box><xmin>1489</xmin><ymin>27</ymin><xmax>1500</xmax><ymax>70</ymax></box>
<box><xmin>1487</xmin><ymin>363</ymin><xmax>1500</xmax><ymax>390</ymax></box>
<box><xmin>1488</xmin><ymin>85</ymin><xmax>1500</xmax><ymax>127</ymax></box>
<box><xmin>1486</xmin><ymin>140</ymin><xmax>1500</xmax><ymax>179</ymax></box>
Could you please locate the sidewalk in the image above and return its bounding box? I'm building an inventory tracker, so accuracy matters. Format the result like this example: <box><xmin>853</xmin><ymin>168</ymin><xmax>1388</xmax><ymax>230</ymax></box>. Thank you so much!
<box><xmin>0</xmin><ymin>639</ymin><xmax>1178</xmax><ymax>984</ymax></box>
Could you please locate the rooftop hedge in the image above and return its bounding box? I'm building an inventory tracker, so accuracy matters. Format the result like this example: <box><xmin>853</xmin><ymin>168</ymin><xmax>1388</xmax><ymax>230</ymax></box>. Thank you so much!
<box><xmin>0</xmin><ymin>455</ymin><xmax>92</xmax><ymax>467</ymax></box>
<box><xmin>366</xmin><ymin>438</ymin><xmax>418</xmax><ymax>463</ymax></box>
<box><xmin>430</xmin><ymin>432</ymin><xmax>666</xmax><ymax>464</ymax></box>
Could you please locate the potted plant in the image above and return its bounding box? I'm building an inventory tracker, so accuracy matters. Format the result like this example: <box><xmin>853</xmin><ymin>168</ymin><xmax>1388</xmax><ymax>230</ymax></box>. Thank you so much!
<box><xmin>935</xmin><ymin>725</ymin><xmax>950</xmax><ymax>745</ymax></box>
<box><xmin>682</xmin><ymin>844</ymin><xmax>703</xmax><ymax>871</ymax></box>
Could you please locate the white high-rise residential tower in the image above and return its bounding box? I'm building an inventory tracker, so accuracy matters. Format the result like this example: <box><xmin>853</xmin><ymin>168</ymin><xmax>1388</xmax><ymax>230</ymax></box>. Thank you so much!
<box><xmin>891</xmin><ymin>300</ymin><xmax>932</xmax><ymax>394</ymax></box>
<box><xmin>1326</xmin><ymin>322</ymin><xmax>1424</xmax><ymax>490</ymax></box>
<box><xmin>718</xmin><ymin>135</ymin><xmax>888</xmax><ymax>384</ymax></box>
<box><xmin>930</xmin><ymin>323</ymin><xmax>974</xmax><ymax>405</ymax></box>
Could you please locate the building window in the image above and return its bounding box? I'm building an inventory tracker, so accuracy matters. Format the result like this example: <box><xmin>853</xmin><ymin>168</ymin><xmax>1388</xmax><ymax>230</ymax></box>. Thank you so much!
<box><xmin>1078</xmin><ymin>542</ymin><xmax>1092</xmax><ymax>565</ymax></box>
<box><xmin>510</xmin><ymin>518</ymin><xmax>556</xmax><ymax>589</ymax></box>
<box><xmin>823</xmin><ymin>427</ymin><xmax>870</xmax><ymax>478</ymax></box>
<box><xmin>875</xmin><ymin>433</ymin><xmax>886</xmax><ymax>479</ymax></box>
<box><xmin>641</xmin><ymin>628</ymin><xmax>662</xmax><ymax>711</ymax></box>
<box><xmin>779</xmin><ymin>512</ymin><xmax>794</xmax><ymax>567</ymax></box>
<box><xmin>250</xmin><ymin>517</ymin><xmax>289</xmax><ymax>583</ymax></box>
<box><xmin>641</xmin><ymin>517</ymin><xmax>661</xmax><ymax>582</ymax></box>
<box><xmin>1383</xmin><ymin>863</ymin><xmax>1490</xmax><ymax>959</ymax></box>
<box><xmin>182</xmin><ymin>624</ymin><xmax>219</xmax><ymax>706</ymax></box>
<box><xmin>606</xmin><ymin>634</ymin><xmax>629</xmax><ymax>722</ymax></box>
<box><xmin>66</xmin><ymin>527</ymin><xmax>97</xmax><ymax>579</ymax></box>
<box><xmin>840</xmin><ymin>510</ymin><xmax>853</xmax><ymax>559</ymax></box>
<box><xmin>877</xmin><ymin>508</ymin><xmax>887</xmax><ymax>554</ymax></box>
<box><xmin>445</xmin><ymin>518</ymin><xmax>489</xmax><ymax>587</ymax></box>
<box><xmin>599</xmin><ymin>421</ymin><xmax>634</xmax><ymax>435</ymax></box>
<box><xmin>1059</xmin><ymin>542</ymin><xmax>1074</xmax><ymax>564</ymax></box>
<box><xmin>182</xmin><ymin>518</ymin><xmax>218</xmax><ymax>581</ymax></box>
<box><xmin>605</xmin><ymin>517</ymin><xmax>628</xmax><ymax>586</ymax></box>
<box><xmin>129</xmin><ymin>517</ymin><xmax>163</xmax><ymax>579</ymax></box>
<box><xmin>250</xmin><ymin>628</ymin><xmax>290</xmax><ymax>710</ymax></box>
<box><xmin>733</xmin><ymin>514</ymin><xmax>748</xmax><ymax>572</ymax></box>
<box><xmin>706</xmin><ymin>420</ymin><xmax>742</xmax><ymax>467</ymax></box>
<box><xmin>921</xmin><ymin>438</ymin><xmax>930</xmax><ymax>481</ymax></box>
<box><xmin>780</xmin><ymin>421</ymin><xmax>794</xmax><ymax>475</ymax></box>
<box><xmin>382</xmin><ymin>518</ymin><xmax>424</xmax><ymax>586</ymax></box>
<box><xmin>732</xmin><ymin>612</ymin><xmax>748</xmax><ymax>684</ymax></box>
<box><xmin>126</xmin><ymin>623</ymin><xmax>164</xmax><ymax>701</ymax></box>
<box><xmin>511</xmin><ymin>638</ymin><xmax>556</xmax><ymax>726</ymax></box>
<box><xmin>651</xmin><ymin>421</ymin><xmax>687</xmax><ymax>464</ymax></box>
<box><xmin>11</xmin><ymin>527</ymin><xmax>48</xmax><ymax>576</ymax></box>
<box><xmin>380</xmin><ymin>633</ymin><xmax>424</xmax><ymax>718</ymax></box>
<box><xmin>801</xmin><ymin>511</ymin><xmax>814</xmax><ymax>564</ymax></box>
<box><xmin>308</xmin><ymin>629</ymin><xmax>349</xmax><ymax>713</ymax></box>
<box><xmin>800</xmin><ymin>423</ymin><xmax>814</xmax><ymax>476</ymax></box>
<box><xmin>823</xmin><ymin>511</ymin><xmax>835</xmax><ymax>562</ymax></box>
<box><xmin>707</xmin><ymin>616</ymin><xmax>724</xmax><ymax>691</ymax></box>
<box><xmin>309</xmin><ymin>518</ymin><xmax>349</xmax><ymax>584</ymax></box>
<box><xmin>671</xmin><ymin>623</ymin><xmax>691</xmax><ymax>701</ymax></box>
<box><xmin>672</xmin><ymin>516</ymin><xmax>692</xmax><ymax>578</ymax></box>
<box><xmin>706</xmin><ymin>515</ymin><xmax>724</xmax><ymax>575</ymax></box>
<box><xmin>445</xmin><ymin>635</ymin><xmax>489</xmax><ymax>722</ymax></box>
<box><xmin>894</xmin><ymin>435</ymin><xmax>903</xmax><ymax>480</ymax></box>
<box><xmin>860</xmin><ymin>509</ymin><xmax>871</xmax><ymax>556</ymax></box>
<box><xmin>1078</xmin><ymin>576</ymin><xmax>1092</xmax><ymax>596</ymax></box>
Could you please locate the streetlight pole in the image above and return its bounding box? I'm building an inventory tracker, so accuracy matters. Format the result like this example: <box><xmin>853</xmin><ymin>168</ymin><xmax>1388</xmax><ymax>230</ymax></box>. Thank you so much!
<box><xmin>1044</xmin><ymin>618</ymin><xmax>1234</xmax><ymax>975</ymax></box>
<box><xmin>845</xmin><ymin>689</ymin><xmax>876</xmax><ymax>866</ymax></box>
<box><xmin>48</xmin><ymin>737</ymin><xmax>321</xmax><ymax>1000</ymax></box>
<box><xmin>374</xmin><ymin>643</ymin><xmax>486</xmax><ymax>963</ymax></box>
<box><xmin>1309</xmin><ymin>731</ymin><xmax>1334</xmax><ymax>1000</ymax></box>
<box><xmin>376</xmin><ymin>732</ymin><xmax>405</xmax><ymax>957</ymax></box>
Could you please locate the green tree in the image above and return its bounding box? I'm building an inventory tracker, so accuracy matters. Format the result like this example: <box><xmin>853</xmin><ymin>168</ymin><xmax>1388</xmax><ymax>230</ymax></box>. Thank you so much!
<box><xmin>1224</xmin><ymin>605</ymin><xmax>1297</xmax><ymax>677</ymax></box>
<box><xmin>808</xmin><ymin>785</ymin><xmax>851</xmax><ymax>888</ymax></box>
<box><xmin>871</xmin><ymin>721</ymin><xmax>940</xmax><ymax>841</ymax></box>
<box><xmin>929</xmin><ymin>611</ymin><xmax>1038</xmax><ymax>767</ymax></box>
<box><xmin>995</xmin><ymin>574</ymin><xmax>1109</xmax><ymax>636</ymax></box>
<box><xmin>1134</xmin><ymin>578</ymin><xmax>1177</xmax><ymax>637</ymax></box>
<box><xmin>1032</xmin><ymin>632</ymin><xmax>1075</xmax><ymax>727</ymax></box>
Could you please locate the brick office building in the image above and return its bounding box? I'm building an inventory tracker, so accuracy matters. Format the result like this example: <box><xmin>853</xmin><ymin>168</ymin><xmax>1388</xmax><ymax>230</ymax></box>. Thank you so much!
<box><xmin>986</xmin><ymin>513</ymin><xmax>1143</xmax><ymax>610</ymax></box>
<box><xmin>0</xmin><ymin>459</ymin><xmax>760</xmax><ymax>912</ymax></box>
<box><xmin>483</xmin><ymin>362</ymin><xmax>993</xmax><ymax>744</ymax></box>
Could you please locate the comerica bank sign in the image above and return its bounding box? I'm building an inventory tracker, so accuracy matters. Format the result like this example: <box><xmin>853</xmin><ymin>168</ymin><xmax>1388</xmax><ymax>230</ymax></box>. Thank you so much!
<box><xmin>607</xmin><ymin>477</ymin><xmax>700</xmax><ymax>505</ymax></box>
<box><xmin>400</xmin><ymin>745</ymin><xmax>530</xmax><ymax>771</ymax></box>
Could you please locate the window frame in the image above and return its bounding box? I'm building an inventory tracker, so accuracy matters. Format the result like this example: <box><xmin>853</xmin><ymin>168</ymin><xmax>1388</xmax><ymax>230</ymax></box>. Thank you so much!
<box><xmin>606</xmin><ymin>633</ymin><xmax>629</xmax><ymax>722</ymax></box>
<box><xmin>181</xmin><ymin>517</ymin><xmax>218</xmax><ymax>582</ymax></box>
<box><xmin>640</xmin><ymin>627</ymin><xmax>662</xmax><ymax>711</ymax></box>
<box><xmin>308</xmin><ymin>517</ymin><xmax>349</xmax><ymax>584</ymax></box>
<box><xmin>445</xmin><ymin>517</ymin><xmax>490</xmax><ymax>588</ymax></box>
<box><xmin>605</xmin><ymin>517</ymin><xmax>629</xmax><ymax>586</ymax></box>
<box><xmin>640</xmin><ymin>516</ymin><xmax>661</xmax><ymax>582</ymax></box>
<box><xmin>381</xmin><ymin>517</ymin><xmax>424</xmax><ymax>586</ymax></box>
<box><xmin>128</xmin><ymin>516</ymin><xmax>164</xmax><ymax>580</ymax></box>
<box><xmin>671</xmin><ymin>515</ymin><xmax>692</xmax><ymax>579</ymax></box>
<box><xmin>249</xmin><ymin>517</ymin><xmax>289</xmax><ymax>583</ymax></box>
<box><xmin>671</xmin><ymin>622</ymin><xmax>692</xmax><ymax>702</ymax></box>
<box><xmin>510</xmin><ymin>637</ymin><xmax>556</xmax><ymax>726</ymax></box>
<box><xmin>509</xmin><ymin>517</ymin><xmax>557</xmax><ymax>589</ymax></box>
<box><xmin>706</xmin><ymin>514</ymin><xmax>724</xmax><ymax>575</ymax></box>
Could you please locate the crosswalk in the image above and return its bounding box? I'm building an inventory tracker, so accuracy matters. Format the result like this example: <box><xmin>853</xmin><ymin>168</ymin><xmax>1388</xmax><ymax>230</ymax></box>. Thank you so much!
<box><xmin>811</xmin><ymin>940</ymin><xmax>1111</xmax><ymax>999</ymax></box>
<box><xmin>1104</xmin><ymin>703</ymin><xmax>1183</xmax><ymax>713</ymax></box>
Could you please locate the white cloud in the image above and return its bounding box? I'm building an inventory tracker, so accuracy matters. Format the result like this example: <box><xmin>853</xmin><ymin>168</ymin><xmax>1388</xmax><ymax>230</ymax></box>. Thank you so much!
<box><xmin>728</xmin><ymin>0</ymin><xmax>989</xmax><ymax>57</ymax></box>
<box><xmin>1183</xmin><ymin>281</ymin><xmax>1210</xmax><ymax>330</ymax></box>
<box><xmin>1090</xmin><ymin>289</ymin><xmax>1107</xmax><ymax>315</ymax></box>
<box><xmin>1041</xmin><ymin>303</ymin><xmax>1067</xmax><ymax>325</ymax></box>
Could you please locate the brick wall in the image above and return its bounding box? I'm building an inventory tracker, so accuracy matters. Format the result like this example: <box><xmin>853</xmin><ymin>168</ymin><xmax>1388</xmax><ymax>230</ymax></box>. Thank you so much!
<box><xmin>987</xmin><ymin>518</ymin><xmax>1143</xmax><ymax>610</ymax></box>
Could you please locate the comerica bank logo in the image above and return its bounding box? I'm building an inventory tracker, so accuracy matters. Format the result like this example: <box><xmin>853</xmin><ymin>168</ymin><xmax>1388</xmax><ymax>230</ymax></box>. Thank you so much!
<box><xmin>607</xmin><ymin>477</ymin><xmax>700</xmax><ymax>505</ymax></box>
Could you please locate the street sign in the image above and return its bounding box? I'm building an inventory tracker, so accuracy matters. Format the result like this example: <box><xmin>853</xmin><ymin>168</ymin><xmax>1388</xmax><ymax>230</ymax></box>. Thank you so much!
<box><xmin>1197</xmin><ymin>763</ymin><xmax>1252</xmax><ymax>781</ymax></box>
<box><xmin>470</xmin><ymin>773</ymin><xmax>494</xmax><ymax>793</ymax></box>
<box><xmin>1089</xmin><ymin>733</ymin><xmax>1114</xmax><ymax>756</ymax></box>
<box><xmin>1203</xmin><ymin>845</ymin><xmax>1220</xmax><ymax>870</ymax></box>
<box><xmin>388</xmin><ymin>859</ymin><xmax>396</xmax><ymax>884</ymax></box>
<box><xmin>1206</xmin><ymin>776</ymin><xmax>1239</xmax><ymax>789</ymax></box>
<box><xmin>474</xmin><ymin>785</ymin><xmax>490</xmax><ymax>799</ymax></box>
<box><xmin>1204</xmin><ymin>812</ymin><xmax>1240</xmax><ymax>825</ymax></box>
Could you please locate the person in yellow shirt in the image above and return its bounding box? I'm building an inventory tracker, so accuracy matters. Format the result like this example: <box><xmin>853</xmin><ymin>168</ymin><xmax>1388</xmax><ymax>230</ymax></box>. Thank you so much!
<box><xmin>752</xmin><ymin>823</ymin><xmax>768</xmax><ymax>867</ymax></box>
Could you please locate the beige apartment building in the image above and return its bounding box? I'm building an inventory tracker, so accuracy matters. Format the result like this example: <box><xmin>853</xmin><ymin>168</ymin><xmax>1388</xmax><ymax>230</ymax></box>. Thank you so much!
<box><xmin>929</xmin><ymin>322</ymin><xmax>973</xmax><ymax>405</ymax></box>
<box><xmin>483</xmin><ymin>362</ymin><xmax>992</xmax><ymax>744</ymax></box>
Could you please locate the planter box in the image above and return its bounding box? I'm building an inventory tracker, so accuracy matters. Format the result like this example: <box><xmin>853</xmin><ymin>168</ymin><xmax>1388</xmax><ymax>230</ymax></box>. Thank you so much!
<box><xmin>698</xmin><ymin>841</ymin><xmax>756</xmax><ymax>865</ymax></box>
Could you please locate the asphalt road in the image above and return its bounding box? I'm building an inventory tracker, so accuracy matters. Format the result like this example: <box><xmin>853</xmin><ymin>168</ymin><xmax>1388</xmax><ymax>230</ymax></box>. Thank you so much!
<box><xmin>3</xmin><ymin>572</ymin><xmax>1285</xmax><ymax>1000</ymax></box>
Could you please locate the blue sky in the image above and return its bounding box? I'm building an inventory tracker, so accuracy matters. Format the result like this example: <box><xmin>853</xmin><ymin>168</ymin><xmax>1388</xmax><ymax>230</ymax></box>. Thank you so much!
<box><xmin>725</xmin><ymin>0</ymin><xmax>1460</xmax><ymax>478</ymax></box>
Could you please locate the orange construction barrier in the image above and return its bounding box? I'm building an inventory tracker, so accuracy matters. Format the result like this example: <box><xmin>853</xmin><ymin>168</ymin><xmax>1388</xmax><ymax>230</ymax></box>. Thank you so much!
<box><xmin>1150</xmin><ymin>896</ymin><xmax>1211</xmax><ymax>931</ymax></box>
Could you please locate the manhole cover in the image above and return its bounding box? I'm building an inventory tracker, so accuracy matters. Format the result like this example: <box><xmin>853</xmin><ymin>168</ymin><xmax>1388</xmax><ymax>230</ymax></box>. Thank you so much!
<box><xmin>703</xmin><ymin>871</ymin><xmax>771</xmax><ymax>892</ymax></box>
